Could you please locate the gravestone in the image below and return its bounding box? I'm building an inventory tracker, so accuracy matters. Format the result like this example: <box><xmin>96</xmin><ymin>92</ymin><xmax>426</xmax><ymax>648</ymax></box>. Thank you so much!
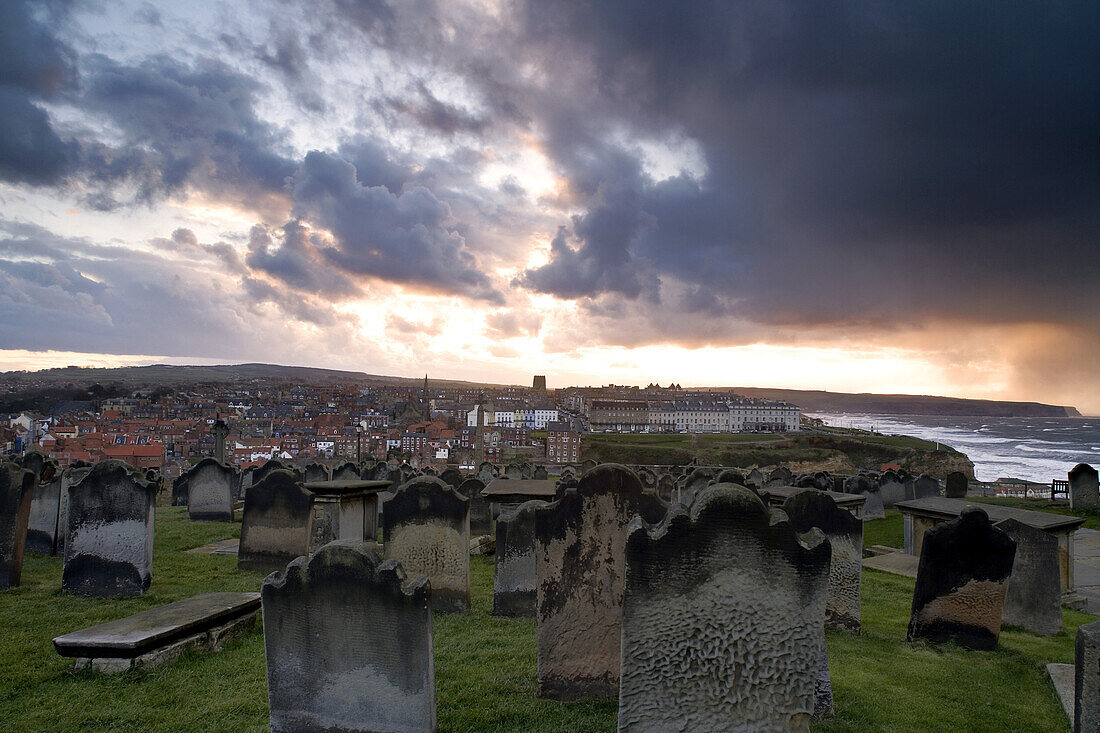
<box><xmin>907</xmin><ymin>507</ymin><xmax>1016</xmax><ymax>650</ymax></box>
<box><xmin>995</xmin><ymin>518</ymin><xmax>1062</xmax><ymax>635</ymax></box>
<box><xmin>63</xmin><ymin>460</ymin><xmax>156</xmax><ymax>597</ymax></box>
<box><xmin>477</xmin><ymin>461</ymin><xmax>497</xmax><ymax>484</ymax></box>
<box><xmin>859</xmin><ymin>485</ymin><xmax>886</xmax><ymax>521</ymax></box>
<box><xmin>185</xmin><ymin>459</ymin><xmax>237</xmax><ymax>522</ymax></box>
<box><xmin>58</xmin><ymin>463</ymin><xmax>94</xmax><ymax>557</ymax></box>
<box><xmin>458</xmin><ymin>478</ymin><xmax>489</xmax><ymax>536</ymax></box>
<box><xmin>1077</xmin><ymin>620</ymin><xmax>1100</xmax><ymax>732</ymax></box>
<box><xmin>421</xmin><ymin>465</ymin><xmax>438</xmax><ymax>477</ymax></box>
<box><xmin>383</xmin><ymin>477</ymin><xmax>470</xmax><ymax>613</ymax></box>
<box><xmin>533</xmin><ymin>465</ymin><xmax>548</xmax><ymax>481</ymax></box>
<box><xmin>783</xmin><ymin>488</ymin><xmax>863</xmax><ymax>633</ymax></box>
<box><xmin>237</xmin><ymin>470</ymin><xmax>313</xmax><ymax>573</ymax></box>
<box><xmin>331</xmin><ymin>461</ymin><xmax>359</xmax><ymax>482</ymax></box>
<box><xmin>1070</xmin><ymin>463</ymin><xmax>1099</xmax><ymax>511</ymax></box>
<box><xmin>0</xmin><ymin>460</ymin><xmax>35</xmax><ymax>589</ymax></box>
<box><xmin>171</xmin><ymin>474</ymin><xmax>189</xmax><ymax>506</ymax></box>
<box><xmin>635</xmin><ymin>467</ymin><xmax>656</xmax><ymax>491</ymax></box>
<box><xmin>910</xmin><ymin>474</ymin><xmax>941</xmax><ymax>500</ymax></box>
<box><xmin>745</xmin><ymin>468</ymin><xmax>764</xmax><ymax>489</ymax></box>
<box><xmin>945</xmin><ymin>472</ymin><xmax>968</xmax><ymax>499</ymax></box>
<box><xmin>877</xmin><ymin>474</ymin><xmax>907</xmax><ymax>509</ymax></box>
<box><xmin>581</xmin><ymin>459</ymin><xmax>597</xmax><ymax>471</ymax></box>
<box><xmin>493</xmin><ymin>500</ymin><xmax>547</xmax><ymax>617</ymax></box>
<box><xmin>534</xmin><ymin>464</ymin><xmax>668</xmax><ymax>700</ymax></box>
<box><xmin>304</xmin><ymin>463</ymin><xmax>329</xmax><ymax>483</ymax></box>
<box><xmin>22</xmin><ymin>453</ymin><xmax>61</xmax><ymax>555</ymax></box>
<box><xmin>766</xmin><ymin>466</ymin><xmax>793</xmax><ymax>487</ymax></box>
<box><xmin>505</xmin><ymin>464</ymin><xmax>523</xmax><ymax>480</ymax></box>
<box><xmin>618</xmin><ymin>484</ymin><xmax>830</xmax><ymax>731</ymax></box>
<box><xmin>439</xmin><ymin>468</ymin><xmax>463</xmax><ymax>488</ymax></box>
<box><xmin>253</xmin><ymin>459</ymin><xmax>297</xmax><ymax>485</ymax></box>
<box><xmin>715</xmin><ymin>468</ymin><xmax>748</xmax><ymax>486</ymax></box>
<box><xmin>655</xmin><ymin>474</ymin><xmax>676</xmax><ymax>503</ymax></box>
<box><xmin>262</xmin><ymin>541</ymin><xmax>435</xmax><ymax>733</ymax></box>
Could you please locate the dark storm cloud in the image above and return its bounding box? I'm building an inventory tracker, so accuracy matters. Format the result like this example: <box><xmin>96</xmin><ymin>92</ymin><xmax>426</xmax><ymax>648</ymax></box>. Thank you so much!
<box><xmin>515</xmin><ymin>0</ymin><xmax>1100</xmax><ymax>337</ymax></box>
<box><xmin>290</xmin><ymin>150</ymin><xmax>502</xmax><ymax>302</ymax></box>
<box><xmin>245</xmin><ymin>221</ymin><xmax>360</xmax><ymax>298</ymax></box>
<box><xmin>386</xmin><ymin>81</ymin><xmax>489</xmax><ymax>136</ymax></box>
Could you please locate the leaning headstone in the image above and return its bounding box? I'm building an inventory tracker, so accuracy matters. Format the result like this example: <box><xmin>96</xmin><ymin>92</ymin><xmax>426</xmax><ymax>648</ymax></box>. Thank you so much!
<box><xmin>0</xmin><ymin>460</ymin><xmax>35</xmax><ymax>589</ymax></box>
<box><xmin>909</xmin><ymin>474</ymin><xmax>941</xmax><ymax>500</ymax></box>
<box><xmin>171</xmin><ymin>474</ymin><xmax>189</xmax><ymax>506</ymax></box>
<box><xmin>534</xmin><ymin>464</ymin><xmax>668</xmax><ymax>700</ymax></box>
<box><xmin>859</xmin><ymin>485</ymin><xmax>886</xmax><ymax>521</ymax></box>
<box><xmin>745</xmin><ymin>468</ymin><xmax>764</xmax><ymax>489</ymax></box>
<box><xmin>237</xmin><ymin>470</ymin><xmax>313</xmax><ymax>573</ymax></box>
<box><xmin>907</xmin><ymin>507</ymin><xmax>1016</xmax><ymax>650</ymax></box>
<box><xmin>1077</xmin><ymin>620</ymin><xmax>1100</xmax><ymax>732</ymax></box>
<box><xmin>945</xmin><ymin>472</ymin><xmax>968</xmax><ymax>499</ymax></box>
<box><xmin>458</xmin><ymin>478</ymin><xmax>489</xmax><ymax>536</ymax></box>
<box><xmin>63</xmin><ymin>461</ymin><xmax>156</xmax><ymax>597</ymax></box>
<box><xmin>383</xmin><ymin>477</ymin><xmax>470</xmax><ymax>613</ymax></box>
<box><xmin>877</xmin><ymin>474</ymin><xmax>907</xmax><ymax>509</ymax></box>
<box><xmin>493</xmin><ymin>500</ymin><xmax>547</xmax><ymax>617</ymax></box>
<box><xmin>619</xmin><ymin>484</ymin><xmax>830</xmax><ymax>731</ymax></box>
<box><xmin>185</xmin><ymin>458</ymin><xmax>237</xmax><ymax>522</ymax></box>
<box><xmin>995</xmin><ymin>518</ymin><xmax>1062</xmax><ymax>636</ymax></box>
<box><xmin>783</xmin><ymin>489</ymin><xmax>863</xmax><ymax>633</ymax></box>
<box><xmin>262</xmin><ymin>541</ymin><xmax>435</xmax><ymax>733</ymax></box>
<box><xmin>1070</xmin><ymin>463</ymin><xmax>1100</xmax><ymax>510</ymax></box>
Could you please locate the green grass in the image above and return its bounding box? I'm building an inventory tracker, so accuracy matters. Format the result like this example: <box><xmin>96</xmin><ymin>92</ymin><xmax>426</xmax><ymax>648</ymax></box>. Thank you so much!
<box><xmin>0</xmin><ymin>507</ymin><xmax>1088</xmax><ymax>731</ymax></box>
<box><xmin>863</xmin><ymin>510</ymin><xmax>904</xmax><ymax>549</ymax></box>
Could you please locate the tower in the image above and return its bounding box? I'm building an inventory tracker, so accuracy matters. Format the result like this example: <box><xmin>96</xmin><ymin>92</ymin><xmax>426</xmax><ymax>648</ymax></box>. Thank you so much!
<box><xmin>422</xmin><ymin>374</ymin><xmax>430</xmax><ymax>421</ymax></box>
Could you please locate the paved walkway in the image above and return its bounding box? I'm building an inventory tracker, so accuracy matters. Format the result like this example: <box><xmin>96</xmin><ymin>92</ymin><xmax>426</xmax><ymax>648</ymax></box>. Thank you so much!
<box><xmin>862</xmin><ymin>552</ymin><xmax>918</xmax><ymax>578</ymax></box>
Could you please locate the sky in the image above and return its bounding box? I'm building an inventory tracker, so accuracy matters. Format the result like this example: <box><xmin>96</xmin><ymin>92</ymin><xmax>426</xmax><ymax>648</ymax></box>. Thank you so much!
<box><xmin>1</xmin><ymin>1</ymin><xmax>1098</xmax><ymax>412</ymax></box>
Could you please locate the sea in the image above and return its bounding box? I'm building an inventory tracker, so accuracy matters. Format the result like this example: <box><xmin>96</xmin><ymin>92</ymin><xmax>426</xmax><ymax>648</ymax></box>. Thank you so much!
<box><xmin>808</xmin><ymin>413</ymin><xmax>1100</xmax><ymax>484</ymax></box>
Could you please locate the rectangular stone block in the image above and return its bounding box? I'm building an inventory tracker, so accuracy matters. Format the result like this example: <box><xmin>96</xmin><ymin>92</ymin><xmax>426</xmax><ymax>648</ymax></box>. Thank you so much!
<box><xmin>262</xmin><ymin>541</ymin><xmax>435</xmax><ymax>733</ymax></box>
<box><xmin>995</xmin><ymin>518</ymin><xmax>1062</xmax><ymax>635</ymax></box>
<box><xmin>26</xmin><ymin>467</ymin><xmax>61</xmax><ymax>556</ymax></box>
<box><xmin>0</xmin><ymin>461</ymin><xmax>34</xmax><ymax>589</ymax></box>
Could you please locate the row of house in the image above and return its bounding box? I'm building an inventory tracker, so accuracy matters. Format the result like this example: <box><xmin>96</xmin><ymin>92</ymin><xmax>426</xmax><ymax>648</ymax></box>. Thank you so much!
<box><xmin>587</xmin><ymin>398</ymin><xmax>800</xmax><ymax>433</ymax></box>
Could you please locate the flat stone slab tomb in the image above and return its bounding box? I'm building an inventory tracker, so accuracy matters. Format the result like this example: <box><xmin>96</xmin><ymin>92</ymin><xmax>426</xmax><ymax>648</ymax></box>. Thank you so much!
<box><xmin>53</xmin><ymin>592</ymin><xmax>260</xmax><ymax>673</ymax></box>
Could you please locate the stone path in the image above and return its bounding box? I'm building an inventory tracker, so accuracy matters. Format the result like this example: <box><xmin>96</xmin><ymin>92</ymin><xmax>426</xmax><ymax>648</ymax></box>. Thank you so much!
<box><xmin>861</xmin><ymin>551</ymin><xmax>918</xmax><ymax>578</ymax></box>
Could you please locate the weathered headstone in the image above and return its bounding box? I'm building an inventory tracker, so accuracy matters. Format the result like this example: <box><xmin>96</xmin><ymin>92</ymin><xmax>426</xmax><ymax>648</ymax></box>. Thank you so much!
<box><xmin>171</xmin><ymin>474</ymin><xmax>189</xmax><ymax>506</ymax></box>
<box><xmin>619</xmin><ymin>484</ymin><xmax>830</xmax><ymax>731</ymax></box>
<box><xmin>533</xmin><ymin>465</ymin><xmax>548</xmax><ymax>481</ymax></box>
<box><xmin>581</xmin><ymin>458</ymin><xmax>597</xmax><ymax>472</ymax></box>
<box><xmin>57</xmin><ymin>463</ymin><xmax>93</xmax><ymax>557</ymax></box>
<box><xmin>859</xmin><ymin>485</ymin><xmax>886</xmax><ymax>521</ymax></box>
<box><xmin>477</xmin><ymin>461</ymin><xmax>497</xmax><ymax>484</ymax></box>
<box><xmin>185</xmin><ymin>458</ymin><xmax>237</xmax><ymax>522</ymax></box>
<box><xmin>21</xmin><ymin>453</ymin><xmax>61</xmax><ymax>555</ymax></box>
<box><xmin>330</xmin><ymin>461</ymin><xmax>359</xmax><ymax>482</ymax></box>
<box><xmin>945</xmin><ymin>472</ymin><xmax>968</xmax><ymax>499</ymax></box>
<box><xmin>493</xmin><ymin>500</ymin><xmax>547</xmax><ymax>617</ymax></box>
<box><xmin>439</xmin><ymin>468</ymin><xmax>463</xmax><ymax>488</ymax></box>
<box><xmin>504</xmin><ymin>464</ymin><xmax>523</xmax><ymax>480</ymax></box>
<box><xmin>253</xmin><ymin>459</ymin><xmax>297</xmax><ymax>485</ymax></box>
<box><xmin>534</xmin><ymin>464</ymin><xmax>668</xmax><ymax>700</ymax></box>
<box><xmin>907</xmin><ymin>507</ymin><xmax>1016</xmax><ymax>650</ymax></box>
<box><xmin>0</xmin><ymin>460</ymin><xmax>34</xmax><ymax>589</ymax></box>
<box><xmin>237</xmin><ymin>470</ymin><xmax>313</xmax><ymax>573</ymax></box>
<box><xmin>1070</xmin><ymin>463</ymin><xmax>1099</xmax><ymax>510</ymax></box>
<box><xmin>783</xmin><ymin>488</ymin><xmax>863</xmax><ymax>633</ymax></box>
<box><xmin>994</xmin><ymin>518</ymin><xmax>1062</xmax><ymax>635</ymax></box>
<box><xmin>877</xmin><ymin>474</ymin><xmax>907</xmax><ymax>509</ymax></box>
<box><xmin>383</xmin><ymin>477</ymin><xmax>470</xmax><ymax>613</ymax></box>
<box><xmin>304</xmin><ymin>463</ymin><xmax>329</xmax><ymax>483</ymax></box>
<box><xmin>457</xmin><ymin>478</ymin><xmax>489</xmax><ymax>536</ymax></box>
<box><xmin>745</xmin><ymin>467</ymin><xmax>764</xmax><ymax>489</ymax></box>
<box><xmin>63</xmin><ymin>460</ymin><xmax>156</xmax><ymax>597</ymax></box>
<box><xmin>766</xmin><ymin>466</ymin><xmax>793</xmax><ymax>487</ymax></box>
<box><xmin>655</xmin><ymin>474</ymin><xmax>676</xmax><ymax>503</ymax></box>
<box><xmin>909</xmin><ymin>474</ymin><xmax>941</xmax><ymax>500</ymax></box>
<box><xmin>1076</xmin><ymin>620</ymin><xmax>1100</xmax><ymax>732</ymax></box>
<box><xmin>262</xmin><ymin>541</ymin><xmax>435</xmax><ymax>733</ymax></box>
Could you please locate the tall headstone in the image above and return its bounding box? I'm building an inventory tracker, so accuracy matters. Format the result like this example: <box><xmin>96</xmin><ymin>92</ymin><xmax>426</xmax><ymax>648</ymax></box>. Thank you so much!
<box><xmin>171</xmin><ymin>474</ymin><xmax>189</xmax><ymax>506</ymax></box>
<box><xmin>458</xmin><ymin>478</ymin><xmax>489</xmax><ymax>536</ymax></box>
<box><xmin>534</xmin><ymin>464</ymin><xmax>668</xmax><ymax>700</ymax></box>
<box><xmin>533</xmin><ymin>465</ymin><xmax>548</xmax><ymax>481</ymax></box>
<box><xmin>57</xmin><ymin>463</ymin><xmax>93</xmax><ymax>557</ymax></box>
<box><xmin>783</xmin><ymin>489</ymin><xmax>863</xmax><ymax>633</ymax></box>
<box><xmin>210</xmin><ymin>419</ymin><xmax>230</xmax><ymax>464</ymax></box>
<box><xmin>382</xmin><ymin>477</ymin><xmax>470</xmax><ymax>613</ymax></box>
<box><xmin>304</xmin><ymin>463</ymin><xmax>330</xmax><ymax>483</ymax></box>
<box><xmin>1076</xmin><ymin>620</ymin><xmax>1100</xmax><ymax>733</ymax></box>
<box><xmin>238</xmin><ymin>470</ymin><xmax>313</xmax><ymax>573</ymax></box>
<box><xmin>262</xmin><ymin>541</ymin><xmax>435</xmax><ymax>733</ymax></box>
<box><xmin>22</xmin><ymin>452</ymin><xmax>60</xmax><ymax>555</ymax></box>
<box><xmin>439</xmin><ymin>468</ymin><xmax>463</xmax><ymax>488</ymax></box>
<box><xmin>619</xmin><ymin>484</ymin><xmax>830</xmax><ymax>731</ymax></box>
<box><xmin>477</xmin><ymin>461</ymin><xmax>497</xmax><ymax>484</ymax></box>
<box><xmin>859</xmin><ymin>485</ymin><xmax>886</xmax><ymax>521</ymax></box>
<box><xmin>63</xmin><ymin>460</ymin><xmax>156</xmax><ymax>597</ymax></box>
<box><xmin>909</xmin><ymin>474</ymin><xmax>941</xmax><ymax>500</ymax></box>
<box><xmin>994</xmin><ymin>518</ymin><xmax>1062</xmax><ymax>636</ymax></box>
<box><xmin>907</xmin><ymin>507</ymin><xmax>1016</xmax><ymax>650</ymax></box>
<box><xmin>185</xmin><ymin>458</ymin><xmax>237</xmax><ymax>522</ymax></box>
<box><xmin>945</xmin><ymin>472</ymin><xmax>968</xmax><ymax>499</ymax></box>
<box><xmin>876</xmin><ymin>473</ymin><xmax>906</xmax><ymax>509</ymax></box>
<box><xmin>494</xmin><ymin>500</ymin><xmax>547</xmax><ymax>617</ymax></box>
<box><xmin>1070</xmin><ymin>463</ymin><xmax>1099</xmax><ymax>510</ymax></box>
<box><xmin>0</xmin><ymin>460</ymin><xmax>35</xmax><ymax>589</ymax></box>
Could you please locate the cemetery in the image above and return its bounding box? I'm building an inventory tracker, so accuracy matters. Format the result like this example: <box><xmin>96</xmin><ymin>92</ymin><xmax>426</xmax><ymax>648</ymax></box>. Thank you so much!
<box><xmin>0</xmin><ymin>457</ymin><xmax>1098</xmax><ymax>730</ymax></box>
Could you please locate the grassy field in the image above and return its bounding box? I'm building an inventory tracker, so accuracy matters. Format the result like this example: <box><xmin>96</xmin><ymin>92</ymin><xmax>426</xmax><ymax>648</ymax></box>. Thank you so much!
<box><xmin>0</xmin><ymin>507</ymin><xmax>1088</xmax><ymax>731</ymax></box>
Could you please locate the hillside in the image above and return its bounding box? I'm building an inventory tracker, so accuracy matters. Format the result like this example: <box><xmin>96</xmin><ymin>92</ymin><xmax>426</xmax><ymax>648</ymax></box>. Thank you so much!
<box><xmin>725</xmin><ymin>387</ymin><xmax>1078</xmax><ymax>418</ymax></box>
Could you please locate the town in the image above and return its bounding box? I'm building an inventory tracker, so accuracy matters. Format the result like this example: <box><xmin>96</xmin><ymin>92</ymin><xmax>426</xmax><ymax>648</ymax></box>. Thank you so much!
<box><xmin>0</xmin><ymin>371</ymin><xmax>802</xmax><ymax>480</ymax></box>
